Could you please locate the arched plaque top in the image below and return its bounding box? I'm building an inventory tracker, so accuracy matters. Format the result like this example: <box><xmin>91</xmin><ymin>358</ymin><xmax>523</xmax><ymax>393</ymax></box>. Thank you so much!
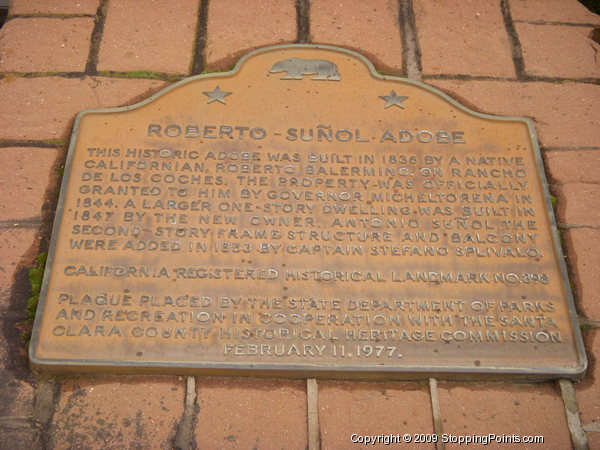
<box><xmin>77</xmin><ymin>45</ymin><xmax>532</xmax><ymax>138</ymax></box>
<box><xmin>72</xmin><ymin>45</ymin><xmax>537</xmax><ymax>157</ymax></box>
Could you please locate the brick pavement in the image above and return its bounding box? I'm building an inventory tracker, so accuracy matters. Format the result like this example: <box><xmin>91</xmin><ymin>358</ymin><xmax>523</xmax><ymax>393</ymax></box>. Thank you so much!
<box><xmin>0</xmin><ymin>0</ymin><xmax>598</xmax><ymax>448</ymax></box>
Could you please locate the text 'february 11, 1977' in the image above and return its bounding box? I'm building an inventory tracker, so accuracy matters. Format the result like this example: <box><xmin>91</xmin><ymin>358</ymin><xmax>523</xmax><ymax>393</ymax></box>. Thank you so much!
<box><xmin>30</xmin><ymin>45</ymin><xmax>586</xmax><ymax>380</ymax></box>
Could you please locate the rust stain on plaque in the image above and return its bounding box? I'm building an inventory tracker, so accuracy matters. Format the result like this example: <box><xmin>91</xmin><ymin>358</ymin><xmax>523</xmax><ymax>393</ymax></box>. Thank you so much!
<box><xmin>30</xmin><ymin>45</ymin><xmax>586</xmax><ymax>380</ymax></box>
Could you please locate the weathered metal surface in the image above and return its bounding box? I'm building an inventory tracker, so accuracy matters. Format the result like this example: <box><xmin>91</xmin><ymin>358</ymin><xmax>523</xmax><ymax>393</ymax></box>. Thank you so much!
<box><xmin>30</xmin><ymin>45</ymin><xmax>586</xmax><ymax>380</ymax></box>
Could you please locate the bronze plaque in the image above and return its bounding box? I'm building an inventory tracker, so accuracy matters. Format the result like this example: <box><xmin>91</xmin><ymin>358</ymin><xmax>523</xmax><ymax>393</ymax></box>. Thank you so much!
<box><xmin>30</xmin><ymin>45</ymin><xmax>586</xmax><ymax>380</ymax></box>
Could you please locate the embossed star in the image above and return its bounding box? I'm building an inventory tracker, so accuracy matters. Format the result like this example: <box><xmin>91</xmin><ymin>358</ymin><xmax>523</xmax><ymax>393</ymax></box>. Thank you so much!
<box><xmin>379</xmin><ymin>90</ymin><xmax>408</xmax><ymax>109</ymax></box>
<box><xmin>203</xmin><ymin>86</ymin><xmax>232</xmax><ymax>104</ymax></box>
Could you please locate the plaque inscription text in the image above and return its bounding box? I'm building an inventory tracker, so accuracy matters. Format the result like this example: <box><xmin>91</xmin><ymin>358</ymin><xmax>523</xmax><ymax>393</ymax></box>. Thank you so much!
<box><xmin>30</xmin><ymin>45</ymin><xmax>586</xmax><ymax>379</ymax></box>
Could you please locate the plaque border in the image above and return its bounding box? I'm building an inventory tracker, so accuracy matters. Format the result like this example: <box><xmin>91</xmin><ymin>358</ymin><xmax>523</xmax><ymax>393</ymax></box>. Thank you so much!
<box><xmin>29</xmin><ymin>44</ymin><xmax>587</xmax><ymax>381</ymax></box>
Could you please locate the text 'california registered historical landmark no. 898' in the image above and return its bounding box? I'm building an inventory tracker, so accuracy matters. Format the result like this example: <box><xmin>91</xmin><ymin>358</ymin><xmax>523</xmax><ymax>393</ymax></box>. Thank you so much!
<box><xmin>30</xmin><ymin>45</ymin><xmax>586</xmax><ymax>380</ymax></box>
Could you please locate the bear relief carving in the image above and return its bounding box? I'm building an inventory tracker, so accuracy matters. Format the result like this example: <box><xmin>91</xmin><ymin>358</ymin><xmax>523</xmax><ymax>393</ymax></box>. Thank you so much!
<box><xmin>269</xmin><ymin>58</ymin><xmax>341</xmax><ymax>80</ymax></box>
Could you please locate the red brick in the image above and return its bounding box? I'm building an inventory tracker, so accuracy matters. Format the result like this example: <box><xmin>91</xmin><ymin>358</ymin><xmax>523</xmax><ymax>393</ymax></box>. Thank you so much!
<box><xmin>564</xmin><ymin>229</ymin><xmax>600</xmax><ymax>320</ymax></box>
<box><xmin>517</xmin><ymin>24</ymin><xmax>600</xmax><ymax>79</ymax></box>
<box><xmin>9</xmin><ymin>0</ymin><xmax>100</xmax><ymax>15</ymax></box>
<box><xmin>0</xmin><ymin>371</ymin><xmax>35</xmax><ymax>417</ymax></box>
<box><xmin>428</xmin><ymin>80</ymin><xmax>600</xmax><ymax>147</ymax></box>
<box><xmin>319</xmin><ymin>381</ymin><xmax>433</xmax><ymax>448</ymax></box>
<box><xmin>0</xmin><ymin>18</ymin><xmax>94</xmax><ymax>73</ymax></box>
<box><xmin>544</xmin><ymin>150</ymin><xmax>600</xmax><ymax>185</ymax></box>
<box><xmin>510</xmin><ymin>0</ymin><xmax>600</xmax><ymax>24</ymax></box>
<box><xmin>311</xmin><ymin>0</ymin><xmax>403</xmax><ymax>74</ymax></box>
<box><xmin>49</xmin><ymin>375</ymin><xmax>185</xmax><ymax>448</ymax></box>
<box><xmin>195</xmin><ymin>377</ymin><xmax>307</xmax><ymax>448</ymax></box>
<box><xmin>0</xmin><ymin>18</ymin><xmax>94</xmax><ymax>72</ymax></box>
<box><xmin>98</xmin><ymin>0</ymin><xmax>198</xmax><ymax>74</ymax></box>
<box><xmin>0</xmin><ymin>228</ymin><xmax>40</xmax><ymax>308</ymax></box>
<box><xmin>0</xmin><ymin>428</ymin><xmax>37</xmax><ymax>450</ymax></box>
<box><xmin>0</xmin><ymin>147</ymin><xmax>60</xmax><ymax>221</ymax></box>
<box><xmin>0</xmin><ymin>77</ymin><xmax>167</xmax><ymax>140</ymax></box>
<box><xmin>414</xmin><ymin>0</ymin><xmax>515</xmax><ymax>77</ymax></box>
<box><xmin>438</xmin><ymin>382</ymin><xmax>571</xmax><ymax>449</ymax></box>
<box><xmin>576</xmin><ymin>331</ymin><xmax>599</xmax><ymax>431</ymax></box>
<box><xmin>554</xmin><ymin>184</ymin><xmax>600</xmax><ymax>226</ymax></box>
<box><xmin>206</xmin><ymin>0</ymin><xmax>296</xmax><ymax>71</ymax></box>
<box><xmin>0</xmin><ymin>319</ymin><xmax>32</xmax><ymax>369</ymax></box>
<box><xmin>0</xmin><ymin>325</ymin><xmax>12</xmax><ymax>368</ymax></box>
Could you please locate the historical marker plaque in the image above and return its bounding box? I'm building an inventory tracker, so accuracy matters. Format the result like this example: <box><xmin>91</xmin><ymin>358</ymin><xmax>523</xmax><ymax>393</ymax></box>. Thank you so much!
<box><xmin>30</xmin><ymin>45</ymin><xmax>586</xmax><ymax>380</ymax></box>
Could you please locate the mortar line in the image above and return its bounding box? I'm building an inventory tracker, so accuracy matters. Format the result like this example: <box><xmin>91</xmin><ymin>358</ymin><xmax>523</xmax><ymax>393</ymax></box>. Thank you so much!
<box><xmin>0</xmin><ymin>71</ymin><xmax>184</xmax><ymax>81</ymax></box>
<box><xmin>398</xmin><ymin>0</ymin><xmax>409</xmax><ymax>77</ymax></box>
<box><xmin>0</xmin><ymin>217</ymin><xmax>43</xmax><ymax>229</ymax></box>
<box><xmin>32</xmin><ymin>377</ymin><xmax>60</xmax><ymax>449</ymax></box>
<box><xmin>549</xmin><ymin>181</ymin><xmax>600</xmax><ymax>186</ymax></box>
<box><xmin>307</xmin><ymin>378</ymin><xmax>320</xmax><ymax>450</ymax></box>
<box><xmin>96</xmin><ymin>70</ymin><xmax>185</xmax><ymax>82</ymax></box>
<box><xmin>524</xmin><ymin>75</ymin><xmax>600</xmax><ymax>85</ymax></box>
<box><xmin>424</xmin><ymin>73</ymin><xmax>600</xmax><ymax>84</ymax></box>
<box><xmin>0</xmin><ymin>140</ymin><xmax>65</xmax><ymax>148</ymax></box>
<box><xmin>578</xmin><ymin>316</ymin><xmax>600</xmax><ymax>329</ymax></box>
<box><xmin>85</xmin><ymin>0</ymin><xmax>109</xmax><ymax>75</ymax></box>
<box><xmin>191</xmin><ymin>0</ymin><xmax>209</xmax><ymax>75</ymax></box>
<box><xmin>7</xmin><ymin>14</ymin><xmax>96</xmax><ymax>20</ymax></box>
<box><xmin>4</xmin><ymin>70</ymin><xmax>594</xmax><ymax>85</ymax></box>
<box><xmin>559</xmin><ymin>379</ymin><xmax>589</xmax><ymax>450</ymax></box>
<box><xmin>423</xmin><ymin>74</ymin><xmax>517</xmax><ymax>82</ymax></box>
<box><xmin>0</xmin><ymin>416</ymin><xmax>33</xmax><ymax>427</ymax></box>
<box><xmin>542</xmin><ymin>146</ymin><xmax>600</xmax><ymax>152</ymax></box>
<box><xmin>429</xmin><ymin>378</ymin><xmax>445</xmax><ymax>450</ymax></box>
<box><xmin>173</xmin><ymin>376</ymin><xmax>198</xmax><ymax>450</ymax></box>
<box><xmin>514</xmin><ymin>20</ymin><xmax>600</xmax><ymax>27</ymax></box>
<box><xmin>0</xmin><ymin>311</ymin><xmax>29</xmax><ymax>320</ymax></box>
<box><xmin>295</xmin><ymin>0</ymin><xmax>311</xmax><ymax>44</ymax></box>
<box><xmin>398</xmin><ymin>0</ymin><xmax>422</xmax><ymax>80</ymax></box>
<box><xmin>500</xmin><ymin>0</ymin><xmax>526</xmax><ymax>80</ymax></box>
<box><xmin>558</xmin><ymin>223</ymin><xmax>600</xmax><ymax>230</ymax></box>
<box><xmin>0</xmin><ymin>72</ymin><xmax>86</xmax><ymax>78</ymax></box>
